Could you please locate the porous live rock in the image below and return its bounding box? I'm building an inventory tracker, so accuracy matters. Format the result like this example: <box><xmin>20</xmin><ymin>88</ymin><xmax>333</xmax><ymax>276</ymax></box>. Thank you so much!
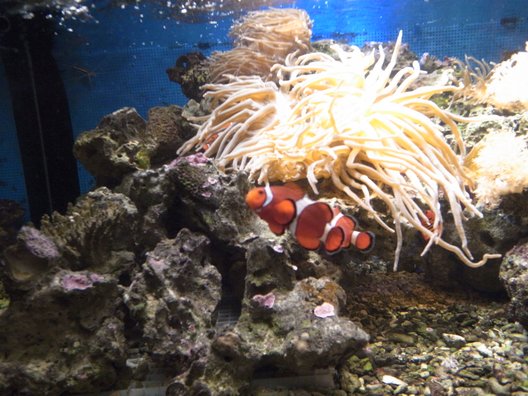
<box><xmin>166</xmin><ymin>153</ymin><xmax>256</xmax><ymax>245</ymax></box>
<box><xmin>124</xmin><ymin>229</ymin><xmax>221</xmax><ymax>374</ymax></box>
<box><xmin>0</xmin><ymin>188</ymin><xmax>140</xmax><ymax>394</ymax></box>
<box><xmin>146</xmin><ymin>105</ymin><xmax>196</xmax><ymax>166</ymax></box>
<box><xmin>409</xmin><ymin>189</ymin><xmax>528</xmax><ymax>293</ymax></box>
<box><xmin>170</xmin><ymin>276</ymin><xmax>369</xmax><ymax>394</ymax></box>
<box><xmin>0</xmin><ymin>266</ymin><xmax>125</xmax><ymax>395</ymax></box>
<box><xmin>460</xmin><ymin>110</ymin><xmax>528</xmax><ymax>150</ymax></box>
<box><xmin>418</xmin><ymin>212</ymin><xmax>501</xmax><ymax>292</ymax></box>
<box><xmin>2</xmin><ymin>225</ymin><xmax>60</xmax><ymax>292</ymax></box>
<box><xmin>39</xmin><ymin>187</ymin><xmax>138</xmax><ymax>274</ymax></box>
<box><xmin>74</xmin><ymin>105</ymin><xmax>197</xmax><ymax>188</ymax></box>
<box><xmin>244</xmin><ymin>237</ymin><xmax>297</xmax><ymax>296</ymax></box>
<box><xmin>116</xmin><ymin>165</ymin><xmax>180</xmax><ymax>250</ymax></box>
<box><xmin>500</xmin><ymin>241</ymin><xmax>528</xmax><ymax>326</ymax></box>
<box><xmin>462</xmin><ymin>195</ymin><xmax>528</xmax><ymax>292</ymax></box>
<box><xmin>158</xmin><ymin>165</ymin><xmax>371</xmax><ymax>392</ymax></box>
<box><xmin>166</xmin><ymin>52</ymin><xmax>209</xmax><ymax>101</ymax></box>
<box><xmin>74</xmin><ymin>107</ymin><xmax>154</xmax><ymax>187</ymax></box>
<box><xmin>0</xmin><ymin>150</ymin><xmax>237</xmax><ymax>393</ymax></box>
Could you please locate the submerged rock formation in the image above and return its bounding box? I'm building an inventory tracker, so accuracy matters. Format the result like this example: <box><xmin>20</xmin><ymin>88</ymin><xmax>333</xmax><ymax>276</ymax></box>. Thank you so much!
<box><xmin>500</xmin><ymin>241</ymin><xmax>528</xmax><ymax>327</ymax></box>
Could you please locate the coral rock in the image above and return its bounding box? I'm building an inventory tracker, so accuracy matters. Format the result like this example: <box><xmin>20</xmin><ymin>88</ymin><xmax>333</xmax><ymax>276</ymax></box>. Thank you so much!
<box><xmin>175</xmin><ymin>274</ymin><xmax>368</xmax><ymax>393</ymax></box>
<box><xmin>2</xmin><ymin>225</ymin><xmax>59</xmax><ymax>291</ymax></box>
<box><xmin>39</xmin><ymin>187</ymin><xmax>138</xmax><ymax>274</ymax></box>
<box><xmin>146</xmin><ymin>105</ymin><xmax>196</xmax><ymax>165</ymax></box>
<box><xmin>124</xmin><ymin>229</ymin><xmax>221</xmax><ymax>373</ymax></box>
<box><xmin>73</xmin><ymin>107</ymin><xmax>153</xmax><ymax>186</ymax></box>
<box><xmin>166</xmin><ymin>52</ymin><xmax>209</xmax><ymax>101</ymax></box>
<box><xmin>500</xmin><ymin>242</ymin><xmax>528</xmax><ymax>326</ymax></box>
<box><xmin>0</xmin><ymin>268</ymin><xmax>125</xmax><ymax>394</ymax></box>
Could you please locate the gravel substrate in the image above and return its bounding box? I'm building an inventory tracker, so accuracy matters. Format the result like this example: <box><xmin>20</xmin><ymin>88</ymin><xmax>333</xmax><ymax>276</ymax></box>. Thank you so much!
<box><xmin>340</xmin><ymin>272</ymin><xmax>528</xmax><ymax>396</ymax></box>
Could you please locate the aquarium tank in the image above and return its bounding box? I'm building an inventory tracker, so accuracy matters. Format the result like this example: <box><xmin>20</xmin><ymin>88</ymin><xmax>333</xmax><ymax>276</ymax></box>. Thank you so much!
<box><xmin>0</xmin><ymin>0</ymin><xmax>527</xmax><ymax>395</ymax></box>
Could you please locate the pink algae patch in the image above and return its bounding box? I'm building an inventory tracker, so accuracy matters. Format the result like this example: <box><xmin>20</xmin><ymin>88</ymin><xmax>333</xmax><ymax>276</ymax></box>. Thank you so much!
<box><xmin>252</xmin><ymin>292</ymin><xmax>276</xmax><ymax>309</ymax></box>
<box><xmin>314</xmin><ymin>302</ymin><xmax>335</xmax><ymax>318</ymax></box>
<box><xmin>61</xmin><ymin>273</ymin><xmax>104</xmax><ymax>290</ymax></box>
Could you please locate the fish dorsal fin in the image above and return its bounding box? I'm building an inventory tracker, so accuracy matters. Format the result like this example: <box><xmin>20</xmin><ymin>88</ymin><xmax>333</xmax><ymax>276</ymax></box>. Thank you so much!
<box><xmin>274</xmin><ymin>182</ymin><xmax>305</xmax><ymax>202</ymax></box>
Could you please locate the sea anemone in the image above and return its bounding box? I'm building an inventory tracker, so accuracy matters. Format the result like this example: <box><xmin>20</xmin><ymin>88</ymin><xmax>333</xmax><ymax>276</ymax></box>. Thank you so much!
<box><xmin>208</xmin><ymin>8</ymin><xmax>312</xmax><ymax>83</ymax></box>
<box><xmin>465</xmin><ymin>130</ymin><xmax>528</xmax><ymax>207</ymax></box>
<box><xmin>229</xmin><ymin>8</ymin><xmax>312</xmax><ymax>59</ymax></box>
<box><xmin>484</xmin><ymin>42</ymin><xmax>528</xmax><ymax>111</ymax></box>
<box><xmin>455</xmin><ymin>42</ymin><xmax>528</xmax><ymax>112</ymax></box>
<box><xmin>208</xmin><ymin>47</ymin><xmax>276</xmax><ymax>84</ymax></box>
<box><xmin>180</xmin><ymin>31</ymin><xmax>501</xmax><ymax>270</ymax></box>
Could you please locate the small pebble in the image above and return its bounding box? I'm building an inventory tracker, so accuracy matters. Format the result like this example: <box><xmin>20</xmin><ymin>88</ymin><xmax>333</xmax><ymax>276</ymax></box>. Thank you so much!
<box><xmin>388</xmin><ymin>333</ymin><xmax>415</xmax><ymax>345</ymax></box>
<box><xmin>442</xmin><ymin>333</ymin><xmax>467</xmax><ymax>348</ymax></box>
<box><xmin>475</xmin><ymin>343</ymin><xmax>493</xmax><ymax>357</ymax></box>
<box><xmin>394</xmin><ymin>384</ymin><xmax>408</xmax><ymax>394</ymax></box>
<box><xmin>419</xmin><ymin>370</ymin><xmax>431</xmax><ymax>379</ymax></box>
<box><xmin>488</xmin><ymin>377</ymin><xmax>511</xmax><ymax>395</ymax></box>
<box><xmin>381</xmin><ymin>374</ymin><xmax>407</xmax><ymax>386</ymax></box>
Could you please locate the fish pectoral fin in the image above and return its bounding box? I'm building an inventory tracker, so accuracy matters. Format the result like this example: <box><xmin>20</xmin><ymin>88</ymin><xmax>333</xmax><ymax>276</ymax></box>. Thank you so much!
<box><xmin>271</xmin><ymin>199</ymin><xmax>296</xmax><ymax>225</ymax></box>
<box><xmin>296</xmin><ymin>234</ymin><xmax>321</xmax><ymax>250</ymax></box>
<box><xmin>268</xmin><ymin>221</ymin><xmax>286</xmax><ymax>235</ymax></box>
<box><xmin>325</xmin><ymin>227</ymin><xmax>345</xmax><ymax>254</ymax></box>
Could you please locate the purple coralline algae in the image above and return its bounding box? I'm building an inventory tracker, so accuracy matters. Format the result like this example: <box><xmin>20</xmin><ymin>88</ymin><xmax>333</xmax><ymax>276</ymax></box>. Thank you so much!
<box><xmin>252</xmin><ymin>292</ymin><xmax>276</xmax><ymax>309</ymax></box>
<box><xmin>61</xmin><ymin>272</ymin><xmax>105</xmax><ymax>291</ymax></box>
<box><xmin>314</xmin><ymin>302</ymin><xmax>336</xmax><ymax>318</ymax></box>
<box><xmin>146</xmin><ymin>255</ymin><xmax>168</xmax><ymax>276</ymax></box>
<box><xmin>19</xmin><ymin>226</ymin><xmax>60</xmax><ymax>260</ymax></box>
<box><xmin>167</xmin><ymin>152</ymin><xmax>209</xmax><ymax>169</ymax></box>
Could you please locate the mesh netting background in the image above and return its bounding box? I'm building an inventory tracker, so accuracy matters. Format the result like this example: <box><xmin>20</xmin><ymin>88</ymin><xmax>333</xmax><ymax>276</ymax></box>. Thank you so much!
<box><xmin>0</xmin><ymin>62</ymin><xmax>27</xmax><ymax>210</ymax></box>
<box><xmin>1</xmin><ymin>0</ymin><xmax>527</xmax><ymax>220</ymax></box>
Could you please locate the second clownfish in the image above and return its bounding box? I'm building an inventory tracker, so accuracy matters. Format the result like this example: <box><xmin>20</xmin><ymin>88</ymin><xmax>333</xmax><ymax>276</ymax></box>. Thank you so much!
<box><xmin>419</xmin><ymin>209</ymin><xmax>443</xmax><ymax>242</ymax></box>
<box><xmin>245</xmin><ymin>183</ymin><xmax>375</xmax><ymax>254</ymax></box>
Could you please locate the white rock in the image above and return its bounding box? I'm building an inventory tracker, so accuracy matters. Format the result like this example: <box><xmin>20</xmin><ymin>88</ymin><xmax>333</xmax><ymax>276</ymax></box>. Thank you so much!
<box><xmin>382</xmin><ymin>375</ymin><xmax>407</xmax><ymax>386</ymax></box>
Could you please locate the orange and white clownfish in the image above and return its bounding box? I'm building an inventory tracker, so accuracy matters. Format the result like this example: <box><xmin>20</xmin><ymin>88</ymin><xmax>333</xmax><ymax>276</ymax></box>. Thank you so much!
<box><xmin>419</xmin><ymin>209</ymin><xmax>443</xmax><ymax>241</ymax></box>
<box><xmin>245</xmin><ymin>182</ymin><xmax>305</xmax><ymax>235</ymax></box>
<box><xmin>245</xmin><ymin>183</ymin><xmax>375</xmax><ymax>254</ymax></box>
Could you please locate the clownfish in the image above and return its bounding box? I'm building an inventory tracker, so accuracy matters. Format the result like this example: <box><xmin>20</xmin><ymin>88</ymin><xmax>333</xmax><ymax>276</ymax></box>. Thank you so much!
<box><xmin>201</xmin><ymin>123</ymin><xmax>234</xmax><ymax>151</ymax></box>
<box><xmin>245</xmin><ymin>183</ymin><xmax>375</xmax><ymax>254</ymax></box>
<box><xmin>202</xmin><ymin>133</ymin><xmax>219</xmax><ymax>151</ymax></box>
<box><xmin>419</xmin><ymin>209</ymin><xmax>442</xmax><ymax>241</ymax></box>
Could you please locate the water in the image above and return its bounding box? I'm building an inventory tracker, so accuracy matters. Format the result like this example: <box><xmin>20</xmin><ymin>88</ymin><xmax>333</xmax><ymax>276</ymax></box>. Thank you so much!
<box><xmin>1</xmin><ymin>0</ymin><xmax>527</xmax><ymax>222</ymax></box>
